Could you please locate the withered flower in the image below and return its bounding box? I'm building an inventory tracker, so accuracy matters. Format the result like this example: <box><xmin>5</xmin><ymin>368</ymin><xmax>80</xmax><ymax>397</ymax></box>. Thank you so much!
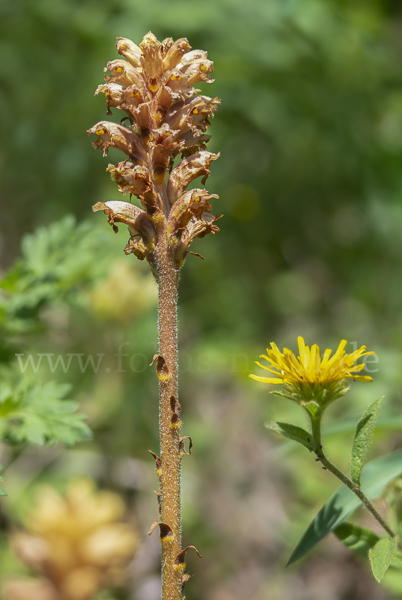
<box><xmin>89</xmin><ymin>31</ymin><xmax>221</xmax><ymax>271</ymax></box>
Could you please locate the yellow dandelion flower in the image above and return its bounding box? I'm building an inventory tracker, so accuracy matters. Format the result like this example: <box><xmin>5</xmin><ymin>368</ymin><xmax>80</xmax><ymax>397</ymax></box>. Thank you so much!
<box><xmin>250</xmin><ymin>336</ymin><xmax>374</xmax><ymax>407</ymax></box>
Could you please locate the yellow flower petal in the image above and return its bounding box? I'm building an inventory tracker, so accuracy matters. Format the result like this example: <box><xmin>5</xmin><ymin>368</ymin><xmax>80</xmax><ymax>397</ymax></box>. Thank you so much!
<box><xmin>250</xmin><ymin>336</ymin><xmax>374</xmax><ymax>390</ymax></box>
<box><xmin>249</xmin><ymin>374</ymin><xmax>283</xmax><ymax>384</ymax></box>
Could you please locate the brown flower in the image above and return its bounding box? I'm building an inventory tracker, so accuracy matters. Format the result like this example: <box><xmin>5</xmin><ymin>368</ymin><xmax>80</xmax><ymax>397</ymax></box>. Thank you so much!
<box><xmin>88</xmin><ymin>32</ymin><xmax>221</xmax><ymax>271</ymax></box>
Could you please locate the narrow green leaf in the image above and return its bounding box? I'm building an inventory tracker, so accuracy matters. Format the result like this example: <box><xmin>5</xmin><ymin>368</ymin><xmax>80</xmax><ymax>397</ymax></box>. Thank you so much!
<box><xmin>334</xmin><ymin>522</ymin><xmax>380</xmax><ymax>558</ymax></box>
<box><xmin>265</xmin><ymin>421</ymin><xmax>313</xmax><ymax>452</ymax></box>
<box><xmin>369</xmin><ymin>537</ymin><xmax>399</xmax><ymax>582</ymax></box>
<box><xmin>287</xmin><ymin>449</ymin><xmax>402</xmax><ymax>565</ymax></box>
<box><xmin>351</xmin><ymin>396</ymin><xmax>384</xmax><ymax>486</ymax></box>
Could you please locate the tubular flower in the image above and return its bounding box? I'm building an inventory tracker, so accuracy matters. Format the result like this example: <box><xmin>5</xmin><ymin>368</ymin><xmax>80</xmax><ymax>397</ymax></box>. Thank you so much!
<box><xmin>88</xmin><ymin>32</ymin><xmax>221</xmax><ymax>270</ymax></box>
<box><xmin>250</xmin><ymin>336</ymin><xmax>374</xmax><ymax>408</ymax></box>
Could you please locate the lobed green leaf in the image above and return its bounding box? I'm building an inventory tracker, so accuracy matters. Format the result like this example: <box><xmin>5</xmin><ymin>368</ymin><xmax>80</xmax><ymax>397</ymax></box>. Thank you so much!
<box><xmin>0</xmin><ymin>373</ymin><xmax>92</xmax><ymax>446</ymax></box>
<box><xmin>0</xmin><ymin>216</ymin><xmax>118</xmax><ymax>335</ymax></box>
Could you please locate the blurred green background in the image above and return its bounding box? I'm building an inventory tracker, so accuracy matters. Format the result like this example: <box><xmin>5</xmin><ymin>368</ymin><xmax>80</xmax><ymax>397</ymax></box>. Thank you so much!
<box><xmin>2</xmin><ymin>0</ymin><xmax>402</xmax><ymax>598</ymax></box>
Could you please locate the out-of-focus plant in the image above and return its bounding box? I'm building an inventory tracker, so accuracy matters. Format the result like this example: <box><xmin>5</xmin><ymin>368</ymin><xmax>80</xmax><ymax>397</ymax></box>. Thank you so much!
<box><xmin>0</xmin><ymin>374</ymin><xmax>90</xmax><ymax>447</ymax></box>
<box><xmin>88</xmin><ymin>31</ymin><xmax>220</xmax><ymax>600</ymax></box>
<box><xmin>251</xmin><ymin>337</ymin><xmax>402</xmax><ymax>582</ymax></box>
<box><xmin>0</xmin><ymin>216</ymin><xmax>118</xmax><ymax>338</ymax></box>
<box><xmin>0</xmin><ymin>217</ymin><xmax>113</xmax><ymax>496</ymax></box>
<box><xmin>1</xmin><ymin>478</ymin><xmax>138</xmax><ymax>600</ymax></box>
<box><xmin>88</xmin><ymin>260</ymin><xmax>157</xmax><ymax>323</ymax></box>
<box><xmin>0</xmin><ymin>215</ymin><xmax>157</xmax><ymax>493</ymax></box>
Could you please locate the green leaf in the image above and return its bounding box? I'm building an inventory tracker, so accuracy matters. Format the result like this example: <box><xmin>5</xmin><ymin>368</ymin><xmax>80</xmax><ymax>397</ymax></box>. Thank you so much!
<box><xmin>369</xmin><ymin>537</ymin><xmax>399</xmax><ymax>582</ymax></box>
<box><xmin>351</xmin><ymin>396</ymin><xmax>384</xmax><ymax>486</ymax></box>
<box><xmin>287</xmin><ymin>449</ymin><xmax>402</xmax><ymax>566</ymax></box>
<box><xmin>265</xmin><ymin>421</ymin><xmax>313</xmax><ymax>451</ymax></box>
<box><xmin>0</xmin><ymin>216</ymin><xmax>119</xmax><ymax>335</ymax></box>
<box><xmin>0</xmin><ymin>372</ymin><xmax>92</xmax><ymax>446</ymax></box>
<box><xmin>334</xmin><ymin>522</ymin><xmax>380</xmax><ymax>558</ymax></box>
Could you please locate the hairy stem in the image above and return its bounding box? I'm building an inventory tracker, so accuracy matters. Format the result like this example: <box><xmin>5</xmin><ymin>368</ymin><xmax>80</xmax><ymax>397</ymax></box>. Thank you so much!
<box><xmin>156</xmin><ymin>227</ymin><xmax>182</xmax><ymax>600</ymax></box>
<box><xmin>310</xmin><ymin>414</ymin><xmax>396</xmax><ymax>538</ymax></box>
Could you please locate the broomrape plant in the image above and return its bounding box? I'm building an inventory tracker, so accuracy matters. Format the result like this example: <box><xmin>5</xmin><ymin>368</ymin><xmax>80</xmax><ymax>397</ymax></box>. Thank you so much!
<box><xmin>88</xmin><ymin>32</ymin><xmax>220</xmax><ymax>600</ymax></box>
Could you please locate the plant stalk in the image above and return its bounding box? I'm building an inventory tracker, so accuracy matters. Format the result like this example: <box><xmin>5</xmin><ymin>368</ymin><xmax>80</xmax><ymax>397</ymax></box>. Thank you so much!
<box><xmin>310</xmin><ymin>414</ymin><xmax>396</xmax><ymax>538</ymax></box>
<box><xmin>156</xmin><ymin>227</ymin><xmax>182</xmax><ymax>600</ymax></box>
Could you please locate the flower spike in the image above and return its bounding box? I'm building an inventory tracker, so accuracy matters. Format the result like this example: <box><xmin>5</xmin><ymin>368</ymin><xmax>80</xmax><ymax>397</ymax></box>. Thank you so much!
<box><xmin>89</xmin><ymin>31</ymin><xmax>221</xmax><ymax>271</ymax></box>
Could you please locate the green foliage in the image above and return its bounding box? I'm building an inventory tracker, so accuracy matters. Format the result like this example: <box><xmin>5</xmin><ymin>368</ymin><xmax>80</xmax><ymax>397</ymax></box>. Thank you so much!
<box><xmin>369</xmin><ymin>537</ymin><xmax>399</xmax><ymax>582</ymax></box>
<box><xmin>0</xmin><ymin>212</ymin><xmax>159</xmax><ymax>471</ymax></box>
<box><xmin>0</xmin><ymin>369</ymin><xmax>91</xmax><ymax>446</ymax></box>
<box><xmin>288</xmin><ymin>450</ymin><xmax>402</xmax><ymax>565</ymax></box>
<box><xmin>0</xmin><ymin>215</ymin><xmax>117</xmax><ymax>337</ymax></box>
<box><xmin>334</xmin><ymin>522</ymin><xmax>380</xmax><ymax>558</ymax></box>
<box><xmin>350</xmin><ymin>396</ymin><xmax>384</xmax><ymax>486</ymax></box>
<box><xmin>265</xmin><ymin>420</ymin><xmax>313</xmax><ymax>452</ymax></box>
<box><xmin>0</xmin><ymin>216</ymin><xmax>122</xmax><ymax>454</ymax></box>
